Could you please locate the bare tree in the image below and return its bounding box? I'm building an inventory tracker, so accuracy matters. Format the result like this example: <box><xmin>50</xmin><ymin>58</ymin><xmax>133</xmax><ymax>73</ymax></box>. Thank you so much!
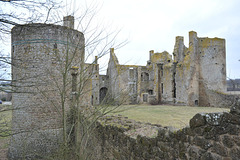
<box><xmin>0</xmin><ymin>0</ymin><xmax>62</xmax><ymax>159</ymax></box>
<box><xmin>3</xmin><ymin>1</ymin><xmax>128</xmax><ymax>159</ymax></box>
<box><xmin>0</xmin><ymin>0</ymin><xmax>61</xmax><ymax>135</ymax></box>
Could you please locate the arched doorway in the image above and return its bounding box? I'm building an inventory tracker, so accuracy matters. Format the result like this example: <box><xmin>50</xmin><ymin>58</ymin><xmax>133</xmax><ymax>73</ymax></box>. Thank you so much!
<box><xmin>99</xmin><ymin>87</ymin><xmax>108</xmax><ymax>103</ymax></box>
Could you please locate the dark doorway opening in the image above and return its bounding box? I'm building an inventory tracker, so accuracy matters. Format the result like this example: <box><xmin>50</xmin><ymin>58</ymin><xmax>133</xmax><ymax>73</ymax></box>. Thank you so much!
<box><xmin>143</xmin><ymin>94</ymin><xmax>148</xmax><ymax>102</ymax></box>
<box><xmin>148</xmin><ymin>89</ymin><xmax>153</xmax><ymax>95</ymax></box>
<box><xmin>100</xmin><ymin>87</ymin><xmax>108</xmax><ymax>103</ymax></box>
<box><xmin>195</xmin><ymin>100</ymin><xmax>199</xmax><ymax>106</ymax></box>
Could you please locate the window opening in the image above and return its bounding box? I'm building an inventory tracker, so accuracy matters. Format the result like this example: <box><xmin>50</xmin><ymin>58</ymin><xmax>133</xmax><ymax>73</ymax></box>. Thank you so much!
<box><xmin>161</xmin><ymin>83</ymin><xmax>163</xmax><ymax>94</ymax></box>
<box><xmin>54</xmin><ymin>43</ymin><xmax>57</xmax><ymax>49</ymax></box>
<box><xmin>129</xmin><ymin>68</ymin><xmax>134</xmax><ymax>79</ymax></box>
<box><xmin>143</xmin><ymin>94</ymin><xmax>148</xmax><ymax>102</ymax></box>
<box><xmin>148</xmin><ymin>90</ymin><xmax>153</xmax><ymax>95</ymax></box>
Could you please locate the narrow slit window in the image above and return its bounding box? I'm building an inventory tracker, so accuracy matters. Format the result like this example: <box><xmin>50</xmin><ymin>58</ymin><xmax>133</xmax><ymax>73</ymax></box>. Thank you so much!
<box><xmin>161</xmin><ymin>83</ymin><xmax>163</xmax><ymax>94</ymax></box>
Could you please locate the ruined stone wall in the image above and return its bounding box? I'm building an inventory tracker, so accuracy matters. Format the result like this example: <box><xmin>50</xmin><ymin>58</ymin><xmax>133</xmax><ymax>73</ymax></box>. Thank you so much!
<box><xmin>173</xmin><ymin>31</ymin><xmax>227</xmax><ymax>106</ymax></box>
<box><xmin>106</xmin><ymin>48</ymin><xmax>143</xmax><ymax>104</ymax></box>
<box><xmin>150</xmin><ymin>51</ymin><xmax>172</xmax><ymax>64</ymax></box>
<box><xmin>81</xmin><ymin>63</ymin><xmax>100</xmax><ymax>106</ymax></box>
<box><xmin>187</xmin><ymin>31</ymin><xmax>200</xmax><ymax>106</ymax></box>
<box><xmin>198</xmin><ymin>37</ymin><xmax>226</xmax><ymax>92</ymax></box>
<box><xmin>116</xmin><ymin>65</ymin><xmax>141</xmax><ymax>104</ymax></box>
<box><xmin>106</xmin><ymin>49</ymin><xmax>121</xmax><ymax>102</ymax></box>
<box><xmin>92</xmin><ymin>64</ymin><xmax>100</xmax><ymax>105</ymax></box>
<box><xmin>9</xmin><ymin>23</ymin><xmax>85</xmax><ymax>159</ymax></box>
<box><xmin>174</xmin><ymin>31</ymin><xmax>200</xmax><ymax>106</ymax></box>
<box><xmin>128</xmin><ymin>66</ymin><xmax>139</xmax><ymax>103</ymax></box>
<box><xmin>99</xmin><ymin>75</ymin><xmax>109</xmax><ymax>89</ymax></box>
<box><xmin>198</xmin><ymin>37</ymin><xmax>226</xmax><ymax>107</ymax></box>
<box><xmin>174</xmin><ymin>48</ymin><xmax>191</xmax><ymax>106</ymax></box>
<box><xmin>149</xmin><ymin>51</ymin><xmax>173</xmax><ymax>104</ymax></box>
<box><xmin>105</xmin><ymin>31</ymin><xmax>228</xmax><ymax>107</ymax></box>
<box><xmin>162</xmin><ymin>64</ymin><xmax>173</xmax><ymax>103</ymax></box>
<box><xmin>139</xmin><ymin>65</ymin><xmax>155</xmax><ymax>103</ymax></box>
<box><xmin>173</xmin><ymin>36</ymin><xmax>186</xmax><ymax>62</ymax></box>
<box><xmin>85</xmin><ymin>104</ymin><xmax>240</xmax><ymax>160</ymax></box>
<box><xmin>174</xmin><ymin>65</ymin><xmax>189</xmax><ymax>105</ymax></box>
<box><xmin>151</xmin><ymin>63</ymin><xmax>160</xmax><ymax>103</ymax></box>
<box><xmin>200</xmin><ymin>90</ymin><xmax>239</xmax><ymax>108</ymax></box>
<box><xmin>172</xmin><ymin>37</ymin><xmax>188</xmax><ymax>105</ymax></box>
<box><xmin>99</xmin><ymin>75</ymin><xmax>109</xmax><ymax>104</ymax></box>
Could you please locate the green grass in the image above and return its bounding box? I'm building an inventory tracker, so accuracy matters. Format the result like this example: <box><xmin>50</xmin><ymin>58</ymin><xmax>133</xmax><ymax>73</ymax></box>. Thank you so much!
<box><xmin>0</xmin><ymin>105</ymin><xmax>12</xmax><ymax>139</ymax></box>
<box><xmin>0</xmin><ymin>104</ymin><xmax>12</xmax><ymax>157</ymax></box>
<box><xmin>109</xmin><ymin>105</ymin><xmax>230</xmax><ymax>129</ymax></box>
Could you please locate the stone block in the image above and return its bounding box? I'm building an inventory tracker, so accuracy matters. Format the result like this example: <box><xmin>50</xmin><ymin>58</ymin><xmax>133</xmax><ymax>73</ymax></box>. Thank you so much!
<box><xmin>205</xmin><ymin>113</ymin><xmax>224</xmax><ymax>126</ymax></box>
<box><xmin>193</xmin><ymin>136</ymin><xmax>212</xmax><ymax>150</ymax></box>
<box><xmin>200</xmin><ymin>152</ymin><xmax>221</xmax><ymax>160</ymax></box>
<box><xmin>190</xmin><ymin>113</ymin><xmax>206</xmax><ymax>128</ymax></box>
<box><xmin>230</xmin><ymin>147</ymin><xmax>240</xmax><ymax>160</ymax></box>
<box><xmin>211</xmin><ymin>142</ymin><xmax>228</xmax><ymax>157</ymax></box>
<box><xmin>222</xmin><ymin>135</ymin><xmax>234</xmax><ymax>148</ymax></box>
<box><xmin>230</xmin><ymin>100</ymin><xmax>240</xmax><ymax>115</ymax></box>
<box><xmin>222</xmin><ymin>112</ymin><xmax>240</xmax><ymax>125</ymax></box>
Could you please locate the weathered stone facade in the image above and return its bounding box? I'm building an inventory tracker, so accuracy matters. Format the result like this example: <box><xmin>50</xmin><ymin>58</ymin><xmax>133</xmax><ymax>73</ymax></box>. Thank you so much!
<box><xmin>9</xmin><ymin>17</ymin><xmax>85</xmax><ymax>159</ymax></box>
<box><xmin>100</xmin><ymin>31</ymin><xmax>228</xmax><ymax>107</ymax></box>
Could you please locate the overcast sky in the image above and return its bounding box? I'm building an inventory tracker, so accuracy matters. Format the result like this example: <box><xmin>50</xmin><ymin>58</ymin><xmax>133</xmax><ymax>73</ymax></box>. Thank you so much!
<box><xmin>2</xmin><ymin>0</ymin><xmax>239</xmax><ymax>79</ymax></box>
<box><xmin>76</xmin><ymin>0</ymin><xmax>240</xmax><ymax>79</ymax></box>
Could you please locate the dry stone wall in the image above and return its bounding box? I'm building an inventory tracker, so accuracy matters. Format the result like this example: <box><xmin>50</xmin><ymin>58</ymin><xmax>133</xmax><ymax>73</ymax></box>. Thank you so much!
<box><xmin>86</xmin><ymin>104</ymin><xmax>240</xmax><ymax>160</ymax></box>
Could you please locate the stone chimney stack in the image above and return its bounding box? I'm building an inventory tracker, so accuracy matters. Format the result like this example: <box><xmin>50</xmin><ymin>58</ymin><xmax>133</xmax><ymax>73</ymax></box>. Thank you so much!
<box><xmin>110</xmin><ymin>48</ymin><xmax>114</xmax><ymax>54</ymax></box>
<box><xmin>63</xmin><ymin>15</ymin><xmax>74</xmax><ymax>29</ymax></box>
<box><xmin>149</xmin><ymin>50</ymin><xmax>154</xmax><ymax>61</ymax></box>
<box><xmin>95</xmin><ymin>56</ymin><xmax>98</xmax><ymax>64</ymax></box>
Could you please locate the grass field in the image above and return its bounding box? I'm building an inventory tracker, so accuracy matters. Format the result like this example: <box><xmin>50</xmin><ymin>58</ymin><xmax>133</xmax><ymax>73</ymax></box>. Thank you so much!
<box><xmin>0</xmin><ymin>104</ymin><xmax>12</xmax><ymax>159</ymax></box>
<box><xmin>0</xmin><ymin>104</ymin><xmax>230</xmax><ymax>132</ymax></box>
<box><xmin>109</xmin><ymin>105</ymin><xmax>230</xmax><ymax>129</ymax></box>
<box><xmin>0</xmin><ymin>105</ymin><xmax>12</xmax><ymax>138</ymax></box>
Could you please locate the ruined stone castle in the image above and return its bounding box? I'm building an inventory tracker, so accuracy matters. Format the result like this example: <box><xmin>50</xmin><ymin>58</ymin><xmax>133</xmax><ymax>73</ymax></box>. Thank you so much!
<box><xmin>97</xmin><ymin>32</ymin><xmax>226</xmax><ymax>107</ymax></box>
<box><xmin>9</xmin><ymin>16</ymin><xmax>229</xmax><ymax>159</ymax></box>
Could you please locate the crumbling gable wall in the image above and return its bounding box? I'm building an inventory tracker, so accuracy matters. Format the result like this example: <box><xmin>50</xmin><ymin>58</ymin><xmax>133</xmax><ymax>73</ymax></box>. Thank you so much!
<box><xmin>106</xmin><ymin>48</ymin><xmax>121</xmax><ymax>102</ymax></box>
<box><xmin>106</xmin><ymin>49</ymin><xmax>150</xmax><ymax>104</ymax></box>
<box><xmin>106</xmin><ymin>48</ymin><xmax>140</xmax><ymax>104</ymax></box>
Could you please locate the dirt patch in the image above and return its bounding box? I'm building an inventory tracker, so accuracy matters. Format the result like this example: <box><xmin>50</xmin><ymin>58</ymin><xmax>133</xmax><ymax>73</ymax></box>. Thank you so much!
<box><xmin>0</xmin><ymin>138</ymin><xmax>9</xmax><ymax>160</ymax></box>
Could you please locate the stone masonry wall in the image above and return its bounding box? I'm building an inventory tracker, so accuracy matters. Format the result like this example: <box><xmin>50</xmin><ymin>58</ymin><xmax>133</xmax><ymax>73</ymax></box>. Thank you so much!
<box><xmin>85</xmin><ymin>103</ymin><xmax>240</xmax><ymax>160</ymax></box>
<box><xmin>9</xmin><ymin>23</ymin><xmax>85</xmax><ymax>159</ymax></box>
<box><xmin>199</xmin><ymin>89</ymin><xmax>239</xmax><ymax>107</ymax></box>
<box><xmin>174</xmin><ymin>32</ymin><xmax>200</xmax><ymax>106</ymax></box>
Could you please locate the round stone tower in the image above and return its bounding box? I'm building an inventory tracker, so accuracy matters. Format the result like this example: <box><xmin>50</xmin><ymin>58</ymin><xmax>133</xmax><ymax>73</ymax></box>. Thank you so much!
<box><xmin>9</xmin><ymin>17</ymin><xmax>85</xmax><ymax>159</ymax></box>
